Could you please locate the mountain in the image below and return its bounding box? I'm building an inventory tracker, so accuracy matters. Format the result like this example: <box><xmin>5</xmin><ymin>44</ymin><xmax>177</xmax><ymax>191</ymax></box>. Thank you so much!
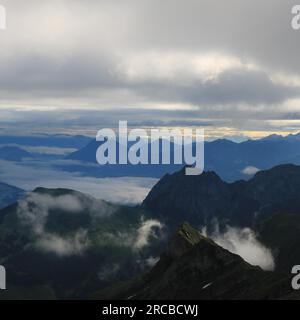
<box><xmin>66</xmin><ymin>132</ymin><xmax>300</xmax><ymax>181</ymax></box>
<box><xmin>143</xmin><ymin>164</ymin><xmax>300</xmax><ymax>276</ymax></box>
<box><xmin>2</xmin><ymin>165</ymin><xmax>300</xmax><ymax>299</ymax></box>
<box><xmin>93</xmin><ymin>223</ymin><xmax>295</xmax><ymax>300</ymax></box>
<box><xmin>257</xmin><ymin>213</ymin><xmax>300</xmax><ymax>273</ymax></box>
<box><xmin>0</xmin><ymin>187</ymin><xmax>163</xmax><ymax>299</ymax></box>
<box><xmin>0</xmin><ymin>134</ymin><xmax>91</xmax><ymax>149</ymax></box>
<box><xmin>66</xmin><ymin>139</ymin><xmax>99</xmax><ymax>163</ymax></box>
<box><xmin>205</xmin><ymin>136</ymin><xmax>300</xmax><ymax>181</ymax></box>
<box><xmin>0</xmin><ymin>182</ymin><xmax>24</xmax><ymax>209</ymax></box>
<box><xmin>66</xmin><ymin>139</ymin><xmax>184</xmax><ymax>178</ymax></box>
<box><xmin>0</xmin><ymin>146</ymin><xmax>33</xmax><ymax>161</ymax></box>
<box><xmin>2</xmin><ymin>163</ymin><xmax>300</xmax><ymax>300</ymax></box>
<box><xmin>143</xmin><ymin>164</ymin><xmax>300</xmax><ymax>229</ymax></box>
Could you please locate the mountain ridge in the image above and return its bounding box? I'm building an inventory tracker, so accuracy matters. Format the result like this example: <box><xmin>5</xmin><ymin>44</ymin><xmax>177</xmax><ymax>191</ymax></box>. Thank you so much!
<box><xmin>92</xmin><ymin>223</ymin><xmax>295</xmax><ymax>300</ymax></box>
<box><xmin>143</xmin><ymin>164</ymin><xmax>300</xmax><ymax>229</ymax></box>
<box><xmin>66</xmin><ymin>132</ymin><xmax>300</xmax><ymax>181</ymax></box>
<box><xmin>0</xmin><ymin>181</ymin><xmax>24</xmax><ymax>210</ymax></box>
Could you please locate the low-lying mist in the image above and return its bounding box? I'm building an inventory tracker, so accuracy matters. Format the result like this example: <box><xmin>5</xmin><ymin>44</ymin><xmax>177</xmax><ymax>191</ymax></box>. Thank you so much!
<box><xmin>201</xmin><ymin>224</ymin><xmax>275</xmax><ymax>271</ymax></box>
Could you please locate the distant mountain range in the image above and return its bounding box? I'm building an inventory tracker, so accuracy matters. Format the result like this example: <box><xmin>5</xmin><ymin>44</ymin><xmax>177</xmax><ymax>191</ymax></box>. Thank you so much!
<box><xmin>0</xmin><ymin>134</ymin><xmax>93</xmax><ymax>161</ymax></box>
<box><xmin>0</xmin><ymin>146</ymin><xmax>33</xmax><ymax>161</ymax></box>
<box><xmin>0</xmin><ymin>134</ymin><xmax>91</xmax><ymax>149</ymax></box>
<box><xmin>0</xmin><ymin>182</ymin><xmax>24</xmax><ymax>209</ymax></box>
<box><xmin>66</xmin><ymin>132</ymin><xmax>300</xmax><ymax>181</ymax></box>
<box><xmin>66</xmin><ymin>139</ymin><xmax>184</xmax><ymax>178</ymax></box>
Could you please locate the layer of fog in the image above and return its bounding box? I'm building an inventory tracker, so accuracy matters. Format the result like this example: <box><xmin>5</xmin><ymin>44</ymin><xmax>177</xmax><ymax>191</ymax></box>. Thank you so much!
<box><xmin>242</xmin><ymin>166</ymin><xmax>260</xmax><ymax>175</ymax></box>
<box><xmin>98</xmin><ymin>218</ymin><xmax>164</xmax><ymax>250</ymax></box>
<box><xmin>17</xmin><ymin>192</ymin><xmax>115</xmax><ymax>256</ymax></box>
<box><xmin>17</xmin><ymin>193</ymin><xmax>164</xmax><ymax>258</ymax></box>
<box><xmin>36</xmin><ymin>230</ymin><xmax>89</xmax><ymax>257</ymax></box>
<box><xmin>0</xmin><ymin>159</ymin><xmax>158</xmax><ymax>205</ymax></box>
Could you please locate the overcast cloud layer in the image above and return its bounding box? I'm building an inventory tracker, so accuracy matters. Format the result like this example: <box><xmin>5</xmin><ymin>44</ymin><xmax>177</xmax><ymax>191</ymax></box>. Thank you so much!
<box><xmin>0</xmin><ymin>0</ymin><xmax>300</xmax><ymax>137</ymax></box>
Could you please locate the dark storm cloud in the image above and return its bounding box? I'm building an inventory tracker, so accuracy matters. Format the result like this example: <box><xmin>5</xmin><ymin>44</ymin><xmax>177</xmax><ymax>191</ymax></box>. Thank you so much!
<box><xmin>130</xmin><ymin>0</ymin><xmax>300</xmax><ymax>73</ymax></box>
<box><xmin>132</xmin><ymin>68</ymin><xmax>299</xmax><ymax>106</ymax></box>
<box><xmin>1</xmin><ymin>52</ymin><xmax>297</xmax><ymax>107</ymax></box>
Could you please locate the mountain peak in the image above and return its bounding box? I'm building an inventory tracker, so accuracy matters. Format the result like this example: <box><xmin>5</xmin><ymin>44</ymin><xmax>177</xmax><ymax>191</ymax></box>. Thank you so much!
<box><xmin>177</xmin><ymin>222</ymin><xmax>203</xmax><ymax>245</ymax></box>
<box><xmin>165</xmin><ymin>222</ymin><xmax>217</xmax><ymax>259</ymax></box>
<box><xmin>33</xmin><ymin>186</ymin><xmax>80</xmax><ymax>196</ymax></box>
<box><xmin>0</xmin><ymin>146</ymin><xmax>32</xmax><ymax>161</ymax></box>
<box><xmin>165</xmin><ymin>223</ymin><xmax>204</xmax><ymax>259</ymax></box>
<box><xmin>260</xmin><ymin>134</ymin><xmax>283</xmax><ymax>141</ymax></box>
<box><xmin>143</xmin><ymin>168</ymin><xmax>230</xmax><ymax>226</ymax></box>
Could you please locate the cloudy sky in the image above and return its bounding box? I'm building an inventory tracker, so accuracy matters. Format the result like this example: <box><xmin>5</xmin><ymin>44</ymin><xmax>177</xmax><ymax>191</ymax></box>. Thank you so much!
<box><xmin>0</xmin><ymin>0</ymin><xmax>300</xmax><ymax>139</ymax></box>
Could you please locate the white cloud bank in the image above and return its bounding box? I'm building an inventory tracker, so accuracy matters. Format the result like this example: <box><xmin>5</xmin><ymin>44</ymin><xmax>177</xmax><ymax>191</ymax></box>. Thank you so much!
<box><xmin>16</xmin><ymin>191</ymin><xmax>164</xmax><ymax>257</ymax></box>
<box><xmin>202</xmin><ymin>225</ymin><xmax>275</xmax><ymax>271</ymax></box>
<box><xmin>0</xmin><ymin>0</ymin><xmax>300</xmax><ymax>137</ymax></box>
<box><xmin>0</xmin><ymin>159</ymin><xmax>157</xmax><ymax>205</ymax></box>
<box><xmin>16</xmin><ymin>191</ymin><xmax>115</xmax><ymax>256</ymax></box>
<box><xmin>36</xmin><ymin>229</ymin><xmax>89</xmax><ymax>257</ymax></box>
<box><xmin>134</xmin><ymin>219</ymin><xmax>164</xmax><ymax>250</ymax></box>
<box><xmin>242</xmin><ymin>166</ymin><xmax>260</xmax><ymax>175</ymax></box>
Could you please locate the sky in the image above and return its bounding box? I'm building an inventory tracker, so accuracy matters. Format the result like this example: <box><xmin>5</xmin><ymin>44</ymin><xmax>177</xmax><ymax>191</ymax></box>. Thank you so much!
<box><xmin>1</xmin><ymin>0</ymin><xmax>300</xmax><ymax>139</ymax></box>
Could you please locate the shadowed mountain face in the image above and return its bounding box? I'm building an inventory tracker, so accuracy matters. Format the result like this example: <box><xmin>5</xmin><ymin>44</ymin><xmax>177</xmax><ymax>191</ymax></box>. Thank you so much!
<box><xmin>143</xmin><ymin>164</ymin><xmax>300</xmax><ymax>229</ymax></box>
<box><xmin>67</xmin><ymin>132</ymin><xmax>300</xmax><ymax>181</ymax></box>
<box><xmin>93</xmin><ymin>223</ymin><xmax>295</xmax><ymax>300</ymax></box>
<box><xmin>0</xmin><ymin>187</ymin><xmax>163</xmax><ymax>299</ymax></box>
<box><xmin>0</xmin><ymin>146</ymin><xmax>33</xmax><ymax>161</ymax></box>
<box><xmin>143</xmin><ymin>164</ymin><xmax>300</xmax><ymax>275</ymax></box>
<box><xmin>2</xmin><ymin>164</ymin><xmax>300</xmax><ymax>299</ymax></box>
<box><xmin>0</xmin><ymin>182</ymin><xmax>24</xmax><ymax>210</ymax></box>
<box><xmin>257</xmin><ymin>213</ymin><xmax>300</xmax><ymax>273</ymax></box>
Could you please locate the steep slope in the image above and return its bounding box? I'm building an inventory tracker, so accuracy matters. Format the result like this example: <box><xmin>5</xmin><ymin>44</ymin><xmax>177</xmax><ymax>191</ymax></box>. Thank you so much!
<box><xmin>0</xmin><ymin>146</ymin><xmax>33</xmax><ymax>161</ymax></box>
<box><xmin>0</xmin><ymin>187</ymin><xmax>163</xmax><ymax>299</ymax></box>
<box><xmin>0</xmin><ymin>182</ymin><xmax>24</xmax><ymax>209</ymax></box>
<box><xmin>94</xmin><ymin>223</ymin><xmax>294</xmax><ymax>300</ymax></box>
<box><xmin>258</xmin><ymin>213</ymin><xmax>300</xmax><ymax>273</ymax></box>
<box><xmin>143</xmin><ymin>164</ymin><xmax>300</xmax><ymax>229</ymax></box>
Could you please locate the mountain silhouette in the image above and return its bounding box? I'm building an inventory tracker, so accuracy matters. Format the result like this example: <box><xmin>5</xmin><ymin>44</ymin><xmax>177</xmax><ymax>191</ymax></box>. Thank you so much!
<box><xmin>143</xmin><ymin>164</ymin><xmax>300</xmax><ymax>229</ymax></box>
<box><xmin>67</xmin><ymin>132</ymin><xmax>300</xmax><ymax>181</ymax></box>
<box><xmin>93</xmin><ymin>223</ymin><xmax>295</xmax><ymax>300</ymax></box>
